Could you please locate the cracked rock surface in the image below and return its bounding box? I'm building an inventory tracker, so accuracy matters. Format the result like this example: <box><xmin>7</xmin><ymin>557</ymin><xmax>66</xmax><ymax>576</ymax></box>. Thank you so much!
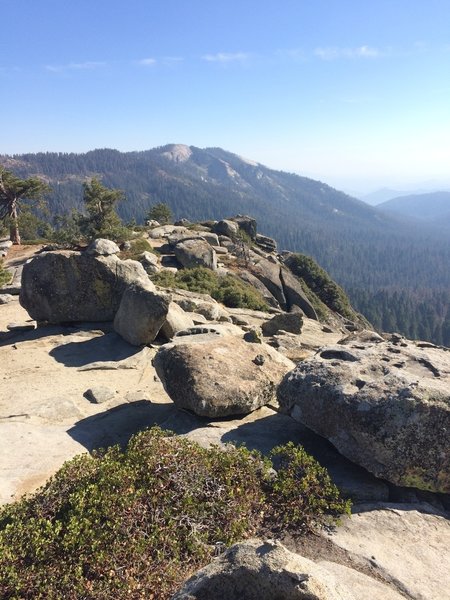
<box><xmin>278</xmin><ymin>332</ymin><xmax>450</xmax><ymax>492</ymax></box>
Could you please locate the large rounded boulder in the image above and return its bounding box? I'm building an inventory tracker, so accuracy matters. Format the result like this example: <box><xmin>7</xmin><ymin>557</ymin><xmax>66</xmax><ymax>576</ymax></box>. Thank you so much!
<box><xmin>154</xmin><ymin>335</ymin><xmax>293</xmax><ymax>417</ymax></box>
<box><xmin>174</xmin><ymin>238</ymin><xmax>217</xmax><ymax>270</ymax></box>
<box><xmin>113</xmin><ymin>282</ymin><xmax>170</xmax><ymax>345</ymax></box>
<box><xmin>278</xmin><ymin>333</ymin><xmax>450</xmax><ymax>493</ymax></box>
<box><xmin>20</xmin><ymin>250</ymin><xmax>149</xmax><ymax>323</ymax></box>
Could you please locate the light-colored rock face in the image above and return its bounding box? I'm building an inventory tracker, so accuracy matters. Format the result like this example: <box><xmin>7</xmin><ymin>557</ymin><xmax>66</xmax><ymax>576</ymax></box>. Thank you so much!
<box><xmin>250</xmin><ymin>255</ymin><xmax>286</xmax><ymax>307</ymax></box>
<box><xmin>173</xmin><ymin>538</ymin><xmax>356</xmax><ymax>600</ymax></box>
<box><xmin>149</xmin><ymin>225</ymin><xmax>189</xmax><ymax>239</ymax></box>
<box><xmin>326</xmin><ymin>502</ymin><xmax>450</xmax><ymax>600</ymax></box>
<box><xmin>20</xmin><ymin>251</ymin><xmax>150</xmax><ymax>323</ymax></box>
<box><xmin>168</xmin><ymin>231</ymin><xmax>220</xmax><ymax>248</ymax></box>
<box><xmin>113</xmin><ymin>283</ymin><xmax>170</xmax><ymax>346</ymax></box>
<box><xmin>154</xmin><ymin>335</ymin><xmax>294</xmax><ymax>417</ymax></box>
<box><xmin>160</xmin><ymin>143</ymin><xmax>192</xmax><ymax>162</ymax></box>
<box><xmin>317</xmin><ymin>561</ymin><xmax>406</xmax><ymax>600</ymax></box>
<box><xmin>85</xmin><ymin>238</ymin><xmax>120</xmax><ymax>256</ymax></box>
<box><xmin>174</xmin><ymin>238</ymin><xmax>217</xmax><ymax>270</ymax></box>
<box><xmin>278</xmin><ymin>335</ymin><xmax>450</xmax><ymax>492</ymax></box>
<box><xmin>140</xmin><ymin>250</ymin><xmax>159</xmax><ymax>267</ymax></box>
<box><xmin>160</xmin><ymin>301</ymin><xmax>195</xmax><ymax>340</ymax></box>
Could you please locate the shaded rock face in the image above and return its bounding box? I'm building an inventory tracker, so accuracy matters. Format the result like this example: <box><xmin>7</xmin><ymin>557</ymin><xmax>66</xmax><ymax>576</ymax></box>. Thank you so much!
<box><xmin>113</xmin><ymin>282</ymin><xmax>170</xmax><ymax>346</ymax></box>
<box><xmin>154</xmin><ymin>336</ymin><xmax>293</xmax><ymax>417</ymax></box>
<box><xmin>20</xmin><ymin>251</ymin><xmax>149</xmax><ymax>323</ymax></box>
<box><xmin>212</xmin><ymin>219</ymin><xmax>239</xmax><ymax>238</ymax></box>
<box><xmin>173</xmin><ymin>538</ymin><xmax>354</xmax><ymax>600</ymax></box>
<box><xmin>280</xmin><ymin>267</ymin><xmax>318</xmax><ymax>320</ymax></box>
<box><xmin>174</xmin><ymin>239</ymin><xmax>217</xmax><ymax>270</ymax></box>
<box><xmin>278</xmin><ymin>334</ymin><xmax>450</xmax><ymax>493</ymax></box>
<box><xmin>262</xmin><ymin>312</ymin><xmax>303</xmax><ymax>337</ymax></box>
<box><xmin>255</xmin><ymin>233</ymin><xmax>277</xmax><ymax>253</ymax></box>
<box><xmin>238</xmin><ymin>270</ymin><xmax>281</xmax><ymax>308</ymax></box>
<box><xmin>231</xmin><ymin>214</ymin><xmax>257</xmax><ymax>240</ymax></box>
<box><xmin>251</xmin><ymin>257</ymin><xmax>286</xmax><ymax>307</ymax></box>
<box><xmin>249</xmin><ymin>257</ymin><xmax>317</xmax><ymax>319</ymax></box>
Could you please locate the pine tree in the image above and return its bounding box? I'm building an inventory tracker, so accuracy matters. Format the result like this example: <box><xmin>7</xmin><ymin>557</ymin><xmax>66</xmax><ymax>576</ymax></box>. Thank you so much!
<box><xmin>0</xmin><ymin>167</ymin><xmax>50</xmax><ymax>244</ymax></box>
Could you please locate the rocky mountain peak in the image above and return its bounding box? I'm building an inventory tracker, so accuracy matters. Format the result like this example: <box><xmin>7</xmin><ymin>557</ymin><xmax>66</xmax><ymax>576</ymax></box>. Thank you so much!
<box><xmin>159</xmin><ymin>143</ymin><xmax>193</xmax><ymax>163</ymax></box>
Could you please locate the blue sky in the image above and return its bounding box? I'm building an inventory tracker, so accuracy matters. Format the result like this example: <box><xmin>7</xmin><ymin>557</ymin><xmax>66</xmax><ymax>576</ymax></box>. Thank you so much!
<box><xmin>1</xmin><ymin>0</ymin><xmax>450</xmax><ymax>193</ymax></box>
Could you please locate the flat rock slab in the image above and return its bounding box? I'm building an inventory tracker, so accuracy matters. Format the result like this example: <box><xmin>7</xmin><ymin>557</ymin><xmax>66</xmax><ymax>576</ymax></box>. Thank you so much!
<box><xmin>326</xmin><ymin>502</ymin><xmax>450</xmax><ymax>600</ymax></box>
<box><xmin>84</xmin><ymin>386</ymin><xmax>116</xmax><ymax>404</ymax></box>
<box><xmin>318</xmin><ymin>561</ymin><xmax>405</xmax><ymax>600</ymax></box>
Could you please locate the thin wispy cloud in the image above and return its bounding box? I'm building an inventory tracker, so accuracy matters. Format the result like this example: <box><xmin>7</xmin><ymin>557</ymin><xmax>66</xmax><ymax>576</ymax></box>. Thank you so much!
<box><xmin>45</xmin><ymin>61</ymin><xmax>106</xmax><ymax>73</ymax></box>
<box><xmin>314</xmin><ymin>46</ymin><xmax>382</xmax><ymax>60</ymax></box>
<box><xmin>201</xmin><ymin>52</ymin><xmax>252</xmax><ymax>64</ymax></box>
<box><xmin>137</xmin><ymin>57</ymin><xmax>157</xmax><ymax>67</ymax></box>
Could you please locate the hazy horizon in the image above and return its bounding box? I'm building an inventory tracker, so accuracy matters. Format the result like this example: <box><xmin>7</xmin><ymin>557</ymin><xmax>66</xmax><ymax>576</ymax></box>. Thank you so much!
<box><xmin>2</xmin><ymin>1</ymin><xmax>450</xmax><ymax>194</ymax></box>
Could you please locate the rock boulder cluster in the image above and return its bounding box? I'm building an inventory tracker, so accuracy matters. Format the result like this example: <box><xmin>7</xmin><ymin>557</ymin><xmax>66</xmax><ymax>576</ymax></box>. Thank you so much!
<box><xmin>2</xmin><ymin>214</ymin><xmax>450</xmax><ymax>600</ymax></box>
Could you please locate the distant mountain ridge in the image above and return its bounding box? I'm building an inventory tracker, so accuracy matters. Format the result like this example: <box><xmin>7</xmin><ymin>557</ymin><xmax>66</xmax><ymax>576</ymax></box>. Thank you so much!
<box><xmin>1</xmin><ymin>144</ymin><xmax>449</xmax><ymax>345</ymax></box>
<box><xmin>360</xmin><ymin>186</ymin><xmax>450</xmax><ymax>206</ymax></box>
<box><xmin>377</xmin><ymin>191</ymin><xmax>450</xmax><ymax>228</ymax></box>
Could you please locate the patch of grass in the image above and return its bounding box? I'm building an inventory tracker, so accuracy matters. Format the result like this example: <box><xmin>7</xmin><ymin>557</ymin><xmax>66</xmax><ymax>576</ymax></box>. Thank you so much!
<box><xmin>119</xmin><ymin>237</ymin><xmax>155</xmax><ymax>261</ymax></box>
<box><xmin>0</xmin><ymin>428</ymin><xmax>350</xmax><ymax>599</ymax></box>
<box><xmin>152</xmin><ymin>266</ymin><xmax>269</xmax><ymax>311</ymax></box>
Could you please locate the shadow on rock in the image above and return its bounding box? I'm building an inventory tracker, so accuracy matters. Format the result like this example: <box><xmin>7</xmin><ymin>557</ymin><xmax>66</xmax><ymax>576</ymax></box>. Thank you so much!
<box><xmin>67</xmin><ymin>400</ymin><xmax>179</xmax><ymax>451</ymax></box>
<box><xmin>0</xmin><ymin>321</ymin><xmax>115</xmax><ymax>348</ymax></box>
<box><xmin>221</xmin><ymin>413</ymin><xmax>390</xmax><ymax>503</ymax></box>
<box><xmin>49</xmin><ymin>332</ymin><xmax>141</xmax><ymax>367</ymax></box>
<box><xmin>0</xmin><ymin>323</ymin><xmax>75</xmax><ymax>347</ymax></box>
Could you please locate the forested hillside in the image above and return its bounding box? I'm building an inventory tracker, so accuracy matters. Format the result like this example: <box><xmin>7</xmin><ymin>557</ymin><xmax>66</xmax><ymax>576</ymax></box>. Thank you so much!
<box><xmin>1</xmin><ymin>145</ymin><xmax>449</xmax><ymax>346</ymax></box>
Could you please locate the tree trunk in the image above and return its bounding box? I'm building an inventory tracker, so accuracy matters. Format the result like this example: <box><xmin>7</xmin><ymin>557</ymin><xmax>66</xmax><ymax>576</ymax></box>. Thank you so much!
<box><xmin>9</xmin><ymin>205</ymin><xmax>21</xmax><ymax>245</ymax></box>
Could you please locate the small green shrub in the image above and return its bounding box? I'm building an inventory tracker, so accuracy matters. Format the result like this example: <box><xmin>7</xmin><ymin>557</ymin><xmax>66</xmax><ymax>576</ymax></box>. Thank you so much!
<box><xmin>119</xmin><ymin>237</ymin><xmax>154</xmax><ymax>261</ymax></box>
<box><xmin>0</xmin><ymin>428</ymin><xmax>350</xmax><ymax>599</ymax></box>
<box><xmin>267</xmin><ymin>442</ymin><xmax>351</xmax><ymax>530</ymax></box>
<box><xmin>0</xmin><ymin>260</ymin><xmax>11</xmax><ymax>287</ymax></box>
<box><xmin>146</xmin><ymin>202</ymin><xmax>172</xmax><ymax>225</ymax></box>
<box><xmin>152</xmin><ymin>266</ymin><xmax>269</xmax><ymax>311</ymax></box>
<box><xmin>287</xmin><ymin>254</ymin><xmax>359</xmax><ymax>321</ymax></box>
<box><xmin>296</xmin><ymin>277</ymin><xmax>330</xmax><ymax>321</ymax></box>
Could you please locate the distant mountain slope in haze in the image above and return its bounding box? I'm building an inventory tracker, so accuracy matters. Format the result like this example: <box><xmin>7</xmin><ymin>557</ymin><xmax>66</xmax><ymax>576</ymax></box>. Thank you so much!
<box><xmin>360</xmin><ymin>187</ymin><xmax>415</xmax><ymax>205</ymax></box>
<box><xmin>2</xmin><ymin>144</ymin><xmax>387</xmax><ymax>230</ymax></box>
<box><xmin>360</xmin><ymin>186</ymin><xmax>450</xmax><ymax>206</ymax></box>
<box><xmin>1</xmin><ymin>144</ymin><xmax>449</xmax><ymax>345</ymax></box>
<box><xmin>377</xmin><ymin>191</ymin><xmax>450</xmax><ymax>223</ymax></box>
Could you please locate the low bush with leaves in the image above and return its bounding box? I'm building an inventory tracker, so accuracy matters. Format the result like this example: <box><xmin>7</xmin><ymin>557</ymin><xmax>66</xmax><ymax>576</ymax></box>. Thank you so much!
<box><xmin>0</xmin><ymin>428</ymin><xmax>350</xmax><ymax>599</ymax></box>
<box><xmin>152</xmin><ymin>266</ymin><xmax>269</xmax><ymax>311</ymax></box>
